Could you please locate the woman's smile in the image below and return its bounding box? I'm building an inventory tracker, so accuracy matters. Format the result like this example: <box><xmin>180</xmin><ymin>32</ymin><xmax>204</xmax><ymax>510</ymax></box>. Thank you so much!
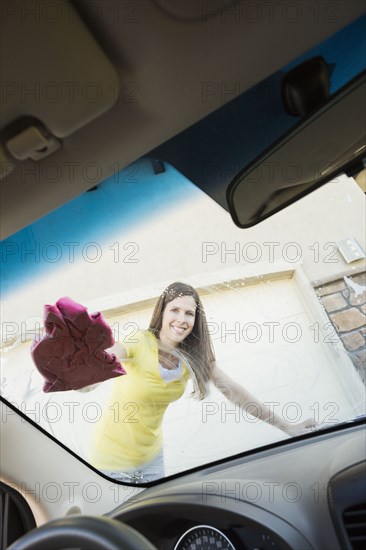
<box><xmin>171</xmin><ymin>324</ymin><xmax>187</xmax><ymax>335</ymax></box>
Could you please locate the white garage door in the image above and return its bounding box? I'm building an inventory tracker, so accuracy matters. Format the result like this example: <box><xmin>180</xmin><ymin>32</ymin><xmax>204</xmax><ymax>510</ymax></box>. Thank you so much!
<box><xmin>162</xmin><ymin>276</ymin><xmax>365</xmax><ymax>474</ymax></box>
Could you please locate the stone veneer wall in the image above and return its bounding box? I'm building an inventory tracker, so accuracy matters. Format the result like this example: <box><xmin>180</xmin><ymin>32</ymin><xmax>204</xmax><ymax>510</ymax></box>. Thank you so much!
<box><xmin>313</xmin><ymin>270</ymin><xmax>366</xmax><ymax>384</ymax></box>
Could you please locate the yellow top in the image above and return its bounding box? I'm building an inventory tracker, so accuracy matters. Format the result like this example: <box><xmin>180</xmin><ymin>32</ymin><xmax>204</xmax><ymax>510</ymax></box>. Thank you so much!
<box><xmin>89</xmin><ymin>330</ymin><xmax>190</xmax><ymax>471</ymax></box>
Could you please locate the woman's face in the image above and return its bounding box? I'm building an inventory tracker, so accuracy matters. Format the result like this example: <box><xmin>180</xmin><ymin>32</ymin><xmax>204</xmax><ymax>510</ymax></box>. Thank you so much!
<box><xmin>159</xmin><ymin>295</ymin><xmax>197</xmax><ymax>348</ymax></box>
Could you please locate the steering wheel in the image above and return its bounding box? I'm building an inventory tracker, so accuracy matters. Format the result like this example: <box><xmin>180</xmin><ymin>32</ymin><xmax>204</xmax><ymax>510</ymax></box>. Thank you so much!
<box><xmin>7</xmin><ymin>515</ymin><xmax>157</xmax><ymax>550</ymax></box>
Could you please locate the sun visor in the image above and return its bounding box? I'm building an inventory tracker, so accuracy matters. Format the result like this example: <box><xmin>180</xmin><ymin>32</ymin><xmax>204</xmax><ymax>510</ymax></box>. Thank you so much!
<box><xmin>1</xmin><ymin>0</ymin><xmax>119</xmax><ymax>139</ymax></box>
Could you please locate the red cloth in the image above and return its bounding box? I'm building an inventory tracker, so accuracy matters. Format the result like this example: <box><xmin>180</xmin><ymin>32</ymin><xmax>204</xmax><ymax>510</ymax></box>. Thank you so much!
<box><xmin>31</xmin><ymin>297</ymin><xmax>126</xmax><ymax>392</ymax></box>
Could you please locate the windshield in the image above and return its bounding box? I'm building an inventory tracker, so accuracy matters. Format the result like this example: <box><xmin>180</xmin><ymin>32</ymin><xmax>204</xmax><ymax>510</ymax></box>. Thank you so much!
<box><xmin>1</xmin><ymin>160</ymin><xmax>365</xmax><ymax>483</ymax></box>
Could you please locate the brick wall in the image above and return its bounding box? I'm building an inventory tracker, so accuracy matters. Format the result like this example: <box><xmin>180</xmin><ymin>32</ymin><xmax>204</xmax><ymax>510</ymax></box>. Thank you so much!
<box><xmin>313</xmin><ymin>271</ymin><xmax>366</xmax><ymax>384</ymax></box>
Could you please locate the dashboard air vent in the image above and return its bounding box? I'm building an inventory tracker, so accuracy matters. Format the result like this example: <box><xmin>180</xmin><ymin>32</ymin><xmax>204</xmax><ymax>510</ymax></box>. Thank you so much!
<box><xmin>343</xmin><ymin>503</ymin><xmax>366</xmax><ymax>550</ymax></box>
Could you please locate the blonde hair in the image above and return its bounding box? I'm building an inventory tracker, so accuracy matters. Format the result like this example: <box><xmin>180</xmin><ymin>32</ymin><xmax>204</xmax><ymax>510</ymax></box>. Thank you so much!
<box><xmin>149</xmin><ymin>282</ymin><xmax>216</xmax><ymax>398</ymax></box>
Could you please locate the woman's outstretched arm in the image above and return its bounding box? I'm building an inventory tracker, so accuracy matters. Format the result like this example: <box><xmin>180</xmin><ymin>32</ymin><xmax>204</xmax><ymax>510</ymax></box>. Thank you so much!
<box><xmin>107</xmin><ymin>342</ymin><xmax>128</xmax><ymax>360</ymax></box>
<box><xmin>211</xmin><ymin>365</ymin><xmax>316</xmax><ymax>436</ymax></box>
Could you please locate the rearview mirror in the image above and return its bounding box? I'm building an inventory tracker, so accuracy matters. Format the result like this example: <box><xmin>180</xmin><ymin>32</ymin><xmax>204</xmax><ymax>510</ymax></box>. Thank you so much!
<box><xmin>226</xmin><ymin>72</ymin><xmax>365</xmax><ymax>228</ymax></box>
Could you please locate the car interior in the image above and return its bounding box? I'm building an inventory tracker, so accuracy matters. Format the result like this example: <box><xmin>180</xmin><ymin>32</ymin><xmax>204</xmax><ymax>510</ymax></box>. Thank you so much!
<box><xmin>1</xmin><ymin>1</ymin><xmax>366</xmax><ymax>549</ymax></box>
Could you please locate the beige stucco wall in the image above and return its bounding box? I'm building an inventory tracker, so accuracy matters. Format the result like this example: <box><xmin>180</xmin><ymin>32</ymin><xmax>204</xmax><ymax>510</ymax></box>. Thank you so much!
<box><xmin>1</xmin><ymin>172</ymin><xmax>365</xmax><ymax>334</ymax></box>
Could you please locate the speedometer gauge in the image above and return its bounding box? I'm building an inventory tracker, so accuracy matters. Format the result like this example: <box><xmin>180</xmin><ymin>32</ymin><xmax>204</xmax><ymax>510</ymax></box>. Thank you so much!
<box><xmin>174</xmin><ymin>525</ymin><xmax>236</xmax><ymax>550</ymax></box>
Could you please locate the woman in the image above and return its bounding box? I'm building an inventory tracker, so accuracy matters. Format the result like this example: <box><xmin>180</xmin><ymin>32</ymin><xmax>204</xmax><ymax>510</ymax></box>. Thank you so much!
<box><xmin>89</xmin><ymin>282</ymin><xmax>315</xmax><ymax>482</ymax></box>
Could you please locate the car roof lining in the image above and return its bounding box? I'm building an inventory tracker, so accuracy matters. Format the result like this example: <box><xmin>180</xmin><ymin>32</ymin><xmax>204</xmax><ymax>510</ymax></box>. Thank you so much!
<box><xmin>1</xmin><ymin>0</ymin><xmax>365</xmax><ymax>238</ymax></box>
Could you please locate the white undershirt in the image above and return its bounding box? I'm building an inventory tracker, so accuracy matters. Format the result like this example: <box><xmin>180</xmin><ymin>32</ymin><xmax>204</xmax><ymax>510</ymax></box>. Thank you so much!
<box><xmin>159</xmin><ymin>361</ymin><xmax>183</xmax><ymax>382</ymax></box>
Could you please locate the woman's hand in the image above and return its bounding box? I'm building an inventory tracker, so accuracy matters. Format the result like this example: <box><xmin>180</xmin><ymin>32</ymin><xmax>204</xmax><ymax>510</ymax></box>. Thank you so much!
<box><xmin>283</xmin><ymin>417</ymin><xmax>318</xmax><ymax>436</ymax></box>
<box><xmin>76</xmin><ymin>383</ymin><xmax>100</xmax><ymax>393</ymax></box>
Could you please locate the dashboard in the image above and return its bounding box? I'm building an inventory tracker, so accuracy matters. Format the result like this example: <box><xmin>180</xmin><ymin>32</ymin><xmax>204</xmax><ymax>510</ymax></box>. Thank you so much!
<box><xmin>1</xmin><ymin>415</ymin><xmax>365</xmax><ymax>549</ymax></box>
<box><xmin>109</xmin><ymin>424</ymin><xmax>366</xmax><ymax>550</ymax></box>
<box><xmin>114</xmin><ymin>497</ymin><xmax>311</xmax><ymax>549</ymax></box>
